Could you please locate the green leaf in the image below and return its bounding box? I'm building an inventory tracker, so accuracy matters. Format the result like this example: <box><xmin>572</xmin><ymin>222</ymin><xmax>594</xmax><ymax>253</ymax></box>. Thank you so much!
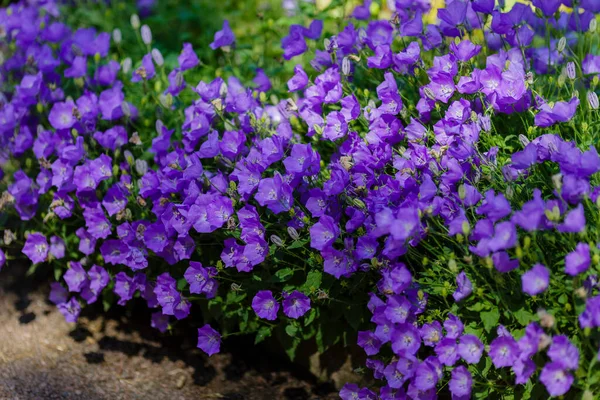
<box><xmin>513</xmin><ymin>308</ymin><xmax>535</xmax><ymax>326</ymax></box>
<box><xmin>304</xmin><ymin>308</ymin><xmax>317</xmax><ymax>327</ymax></box>
<box><xmin>285</xmin><ymin>337</ymin><xmax>301</xmax><ymax>361</ymax></box>
<box><xmin>467</xmin><ymin>302</ymin><xmax>487</xmax><ymax>312</ymax></box>
<box><xmin>54</xmin><ymin>265</ymin><xmax>62</xmax><ymax>282</ymax></box>
<box><xmin>255</xmin><ymin>326</ymin><xmax>272</xmax><ymax>344</ymax></box>
<box><xmin>177</xmin><ymin>278</ymin><xmax>187</xmax><ymax>291</ymax></box>
<box><xmin>302</xmin><ymin>270</ymin><xmax>322</xmax><ymax>292</ymax></box>
<box><xmin>273</xmin><ymin>268</ymin><xmax>294</xmax><ymax>282</ymax></box>
<box><xmin>480</xmin><ymin>308</ymin><xmax>500</xmax><ymax>333</ymax></box>
<box><xmin>343</xmin><ymin>305</ymin><xmax>363</xmax><ymax>331</ymax></box>
<box><xmin>285</xmin><ymin>324</ymin><xmax>298</xmax><ymax>337</ymax></box>
<box><xmin>287</xmin><ymin>239</ymin><xmax>308</xmax><ymax>250</ymax></box>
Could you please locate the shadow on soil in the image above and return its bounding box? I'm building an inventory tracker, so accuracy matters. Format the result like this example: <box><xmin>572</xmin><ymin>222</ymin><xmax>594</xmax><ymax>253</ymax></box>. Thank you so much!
<box><xmin>0</xmin><ymin>263</ymin><xmax>337</xmax><ymax>400</ymax></box>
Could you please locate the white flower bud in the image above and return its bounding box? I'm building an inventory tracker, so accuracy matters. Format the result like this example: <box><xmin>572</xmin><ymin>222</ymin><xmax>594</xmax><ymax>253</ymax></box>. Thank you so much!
<box><xmin>557</xmin><ymin>37</ymin><xmax>566</xmax><ymax>53</ymax></box>
<box><xmin>122</xmin><ymin>57</ymin><xmax>132</xmax><ymax>74</ymax></box>
<box><xmin>588</xmin><ymin>91</ymin><xmax>599</xmax><ymax>110</ymax></box>
<box><xmin>566</xmin><ymin>62</ymin><xmax>576</xmax><ymax>80</ymax></box>
<box><xmin>141</xmin><ymin>24</ymin><xmax>152</xmax><ymax>45</ymax></box>
<box><xmin>135</xmin><ymin>159</ymin><xmax>148</xmax><ymax>175</ymax></box>
<box><xmin>342</xmin><ymin>57</ymin><xmax>351</xmax><ymax>76</ymax></box>
<box><xmin>121</xmin><ymin>101</ymin><xmax>131</xmax><ymax>117</ymax></box>
<box><xmin>590</xmin><ymin>19</ymin><xmax>597</xmax><ymax>33</ymax></box>
<box><xmin>151</xmin><ymin>48</ymin><xmax>164</xmax><ymax>66</ymax></box>
<box><xmin>130</xmin><ymin>14</ymin><xmax>140</xmax><ymax>29</ymax></box>
<box><xmin>112</xmin><ymin>28</ymin><xmax>122</xmax><ymax>44</ymax></box>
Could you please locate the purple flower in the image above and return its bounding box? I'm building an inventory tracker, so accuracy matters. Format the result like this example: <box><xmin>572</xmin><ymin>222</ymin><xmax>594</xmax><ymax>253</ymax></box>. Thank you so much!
<box><xmin>253</xmin><ymin>68</ymin><xmax>271</xmax><ymax>92</ymax></box>
<box><xmin>210</xmin><ymin>20</ymin><xmax>235</xmax><ymax>50</ymax></box>
<box><xmin>535</xmin><ymin>97</ymin><xmax>580</xmax><ymax>127</ymax></box>
<box><xmin>492</xmin><ymin>251</ymin><xmax>519</xmax><ymax>273</ymax></box>
<box><xmin>282</xmin><ymin>291</ymin><xmax>311</xmax><ymax>319</ymax></box>
<box><xmin>557</xmin><ymin>204</ymin><xmax>586</xmax><ymax>233</ymax></box>
<box><xmin>444</xmin><ymin>314</ymin><xmax>464</xmax><ymax>339</ymax></box>
<box><xmin>435</xmin><ymin>337</ymin><xmax>459</xmax><ymax>366</ymax></box>
<box><xmin>64</xmin><ymin>262</ymin><xmax>88</xmax><ymax>292</ymax></box>
<box><xmin>0</xmin><ymin>249</ymin><xmax>5</xmax><ymax>271</ymax></box>
<box><xmin>384</xmin><ymin>295</ymin><xmax>412</xmax><ymax>324</ymax></box>
<box><xmin>453</xmin><ymin>271</ymin><xmax>472</xmax><ymax>302</ymax></box>
<box><xmin>197</xmin><ymin>324</ymin><xmax>221</xmax><ymax>356</ymax></box>
<box><xmin>548</xmin><ymin>335</ymin><xmax>579</xmax><ymax>370</ymax></box>
<box><xmin>252</xmin><ymin>290</ymin><xmax>280</xmax><ymax>320</ymax></box>
<box><xmin>48</xmin><ymin>101</ymin><xmax>76</xmax><ymax>130</ymax></box>
<box><xmin>288</xmin><ymin>65</ymin><xmax>308</xmax><ymax>92</ymax></box>
<box><xmin>477</xmin><ymin>190</ymin><xmax>512</xmax><ymax>222</ymax></box>
<box><xmin>151</xmin><ymin>312</ymin><xmax>169</xmax><ymax>333</ymax></box>
<box><xmin>449</xmin><ymin>365</ymin><xmax>472</xmax><ymax>399</ymax></box>
<box><xmin>412</xmin><ymin>357</ymin><xmax>440</xmax><ymax>391</ymax></box>
<box><xmin>521</xmin><ymin>264</ymin><xmax>550</xmax><ymax>296</ymax></box>
<box><xmin>513</xmin><ymin>358</ymin><xmax>536</xmax><ymax>385</ymax></box>
<box><xmin>458</xmin><ymin>335</ymin><xmax>484</xmax><ymax>364</ymax></box>
<box><xmin>565</xmin><ymin>243</ymin><xmax>590</xmax><ymax>276</ymax></box>
<box><xmin>114</xmin><ymin>272</ymin><xmax>135</xmax><ymax>306</ymax></box>
<box><xmin>540</xmin><ymin>362</ymin><xmax>573</xmax><ymax>397</ymax></box>
<box><xmin>357</xmin><ymin>330</ymin><xmax>382</xmax><ymax>356</ymax></box>
<box><xmin>391</xmin><ymin>323</ymin><xmax>421</xmax><ymax>355</ymax></box>
<box><xmin>76</xmin><ymin>228</ymin><xmax>97</xmax><ymax>256</ymax></box>
<box><xmin>420</xmin><ymin>321</ymin><xmax>442</xmax><ymax>347</ymax></box>
<box><xmin>488</xmin><ymin>335</ymin><xmax>519</xmax><ymax>368</ymax></box>
<box><xmin>82</xmin><ymin>265</ymin><xmax>110</xmax><ymax>304</ymax></box>
<box><xmin>310</xmin><ymin>215</ymin><xmax>340</xmax><ymax>251</ymax></box>
<box><xmin>22</xmin><ymin>233</ymin><xmax>48</xmax><ymax>264</ymax></box>
<box><xmin>532</xmin><ymin>0</ymin><xmax>562</xmax><ymax>17</ymax></box>
<box><xmin>254</xmin><ymin>174</ymin><xmax>293</xmax><ymax>214</ymax></box>
<box><xmin>64</xmin><ymin>56</ymin><xmax>87</xmax><ymax>78</ymax></box>
<box><xmin>57</xmin><ymin>297</ymin><xmax>81</xmax><ymax>323</ymax></box>
<box><xmin>49</xmin><ymin>283</ymin><xmax>68</xmax><ymax>305</ymax></box>
<box><xmin>178</xmin><ymin>42</ymin><xmax>199</xmax><ymax>70</ymax></box>
<box><xmin>132</xmin><ymin>53</ymin><xmax>155</xmax><ymax>82</ymax></box>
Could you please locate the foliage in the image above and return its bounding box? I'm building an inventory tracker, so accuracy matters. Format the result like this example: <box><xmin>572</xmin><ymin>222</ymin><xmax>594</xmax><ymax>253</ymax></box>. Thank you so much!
<box><xmin>2</xmin><ymin>0</ymin><xmax>600</xmax><ymax>399</ymax></box>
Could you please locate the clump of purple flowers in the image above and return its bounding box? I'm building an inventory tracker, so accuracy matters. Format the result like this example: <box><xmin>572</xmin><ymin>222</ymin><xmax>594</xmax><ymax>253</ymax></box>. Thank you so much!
<box><xmin>3</xmin><ymin>0</ymin><xmax>600</xmax><ymax>398</ymax></box>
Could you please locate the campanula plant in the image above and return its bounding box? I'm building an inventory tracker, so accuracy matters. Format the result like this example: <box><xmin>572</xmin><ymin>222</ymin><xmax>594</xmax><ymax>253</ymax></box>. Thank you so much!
<box><xmin>2</xmin><ymin>0</ymin><xmax>600</xmax><ymax>399</ymax></box>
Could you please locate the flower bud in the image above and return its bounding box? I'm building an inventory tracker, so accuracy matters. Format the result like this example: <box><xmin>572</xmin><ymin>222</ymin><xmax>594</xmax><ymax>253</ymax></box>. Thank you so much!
<box><xmin>575</xmin><ymin>287</ymin><xmax>587</xmax><ymax>299</ymax></box>
<box><xmin>479</xmin><ymin>115</ymin><xmax>491</xmax><ymax>132</ymax></box>
<box><xmin>537</xmin><ymin>309</ymin><xmax>555</xmax><ymax>329</ymax></box>
<box><xmin>158</xmin><ymin>93</ymin><xmax>173</xmax><ymax>108</ymax></box>
<box><xmin>461</xmin><ymin>221</ymin><xmax>470</xmax><ymax>236</ymax></box>
<box><xmin>151</xmin><ymin>48</ymin><xmax>164</xmax><ymax>66</ymax></box>
<box><xmin>448</xmin><ymin>258</ymin><xmax>458</xmax><ymax>273</ymax></box>
<box><xmin>130</xmin><ymin>14</ymin><xmax>140</xmax><ymax>29</ymax></box>
<box><xmin>588</xmin><ymin>91</ymin><xmax>599</xmax><ymax>110</ymax></box>
<box><xmin>121</xmin><ymin>101</ymin><xmax>131</xmax><ymax>117</ymax></box>
<box><xmin>270</xmin><ymin>235</ymin><xmax>284</xmax><ymax>247</ymax></box>
<box><xmin>112</xmin><ymin>28</ymin><xmax>122</xmax><ymax>44</ymax></box>
<box><xmin>552</xmin><ymin>173</ymin><xmax>563</xmax><ymax>191</ymax></box>
<box><xmin>342</xmin><ymin>57</ymin><xmax>351</xmax><ymax>76</ymax></box>
<box><xmin>135</xmin><ymin>159</ymin><xmax>148</xmax><ymax>175</ymax></box>
<box><xmin>566</xmin><ymin>62</ymin><xmax>576</xmax><ymax>80</ymax></box>
<box><xmin>424</xmin><ymin>87</ymin><xmax>436</xmax><ymax>101</ymax></box>
<box><xmin>518</xmin><ymin>134</ymin><xmax>530</xmax><ymax>147</ymax></box>
<box><xmin>123</xmin><ymin>150</ymin><xmax>134</xmax><ymax>165</ymax></box>
<box><xmin>590</xmin><ymin>19</ymin><xmax>597</xmax><ymax>33</ymax></box>
<box><xmin>557</xmin><ymin>37</ymin><xmax>566</xmax><ymax>53</ymax></box>
<box><xmin>538</xmin><ymin>333</ymin><xmax>552</xmax><ymax>350</ymax></box>
<box><xmin>141</xmin><ymin>24</ymin><xmax>152</xmax><ymax>45</ymax></box>
<box><xmin>287</xmin><ymin>226</ymin><xmax>300</xmax><ymax>241</ymax></box>
<box><xmin>122</xmin><ymin>57</ymin><xmax>132</xmax><ymax>74</ymax></box>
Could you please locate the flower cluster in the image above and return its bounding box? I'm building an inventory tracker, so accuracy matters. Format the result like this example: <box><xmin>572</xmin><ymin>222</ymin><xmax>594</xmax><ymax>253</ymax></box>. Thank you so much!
<box><xmin>2</xmin><ymin>0</ymin><xmax>600</xmax><ymax>398</ymax></box>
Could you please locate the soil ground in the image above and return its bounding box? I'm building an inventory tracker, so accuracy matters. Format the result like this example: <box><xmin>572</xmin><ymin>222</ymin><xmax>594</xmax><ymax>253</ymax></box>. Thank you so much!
<box><xmin>0</xmin><ymin>266</ymin><xmax>338</xmax><ymax>400</ymax></box>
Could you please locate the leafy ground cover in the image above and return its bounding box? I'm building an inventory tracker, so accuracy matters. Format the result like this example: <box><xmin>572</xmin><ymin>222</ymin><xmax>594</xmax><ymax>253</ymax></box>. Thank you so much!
<box><xmin>2</xmin><ymin>0</ymin><xmax>600</xmax><ymax>398</ymax></box>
